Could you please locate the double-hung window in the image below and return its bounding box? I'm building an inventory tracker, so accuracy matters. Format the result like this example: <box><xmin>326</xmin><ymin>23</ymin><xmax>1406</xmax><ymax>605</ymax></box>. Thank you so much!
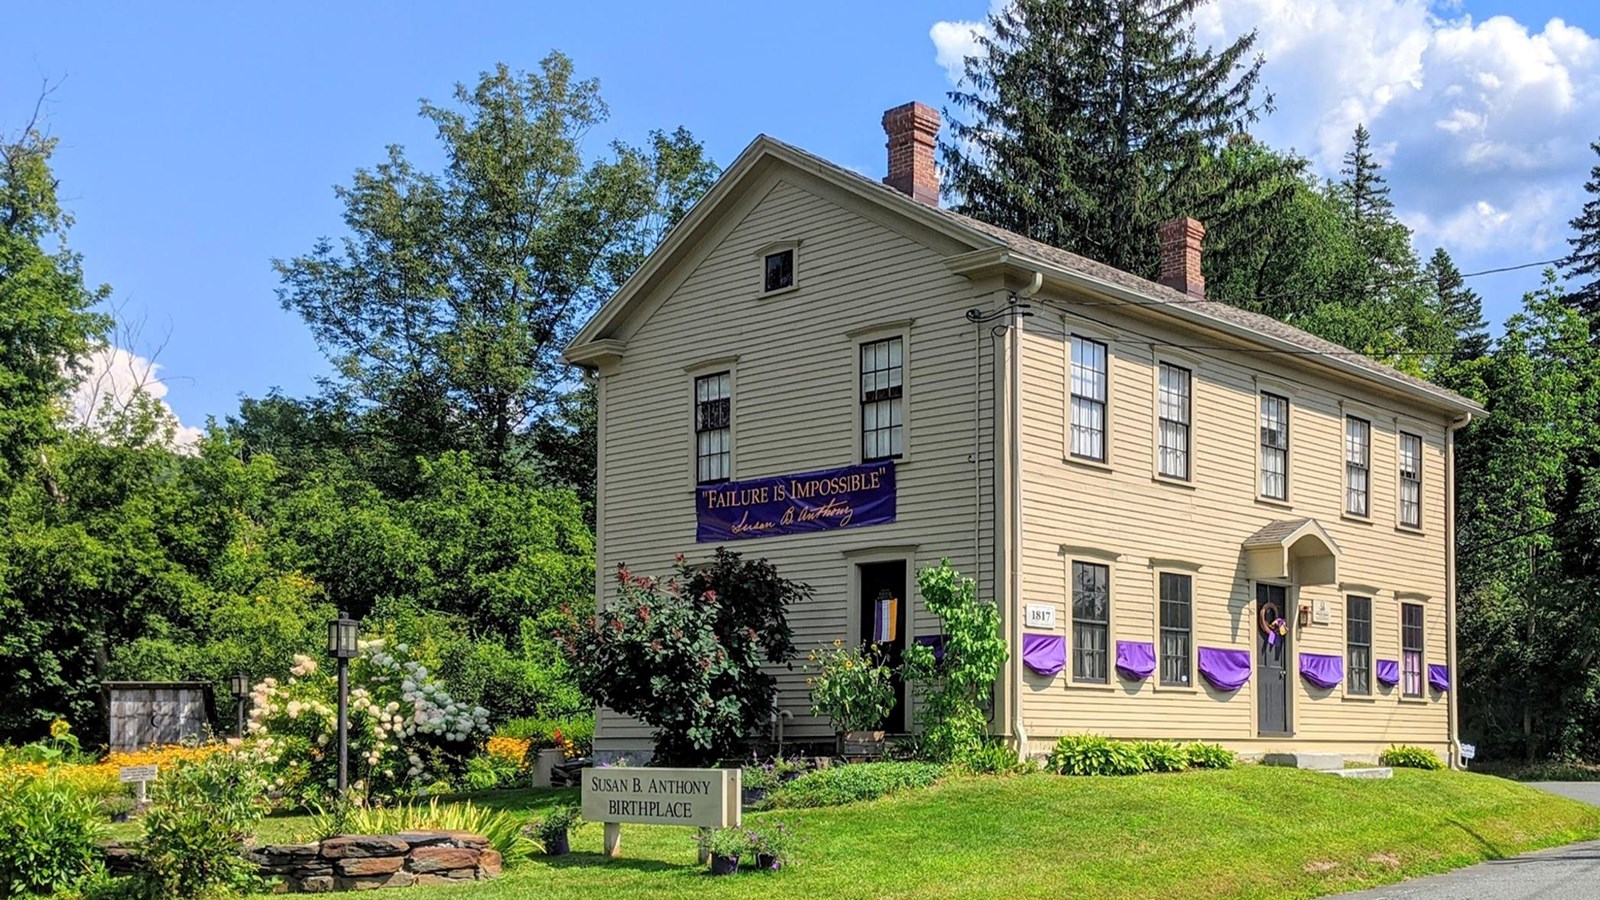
<box><xmin>1157</xmin><ymin>363</ymin><xmax>1192</xmax><ymax>479</ymax></box>
<box><xmin>1260</xmin><ymin>393</ymin><xmax>1288</xmax><ymax>500</ymax></box>
<box><xmin>1071</xmin><ymin>562</ymin><xmax>1109</xmax><ymax>683</ymax></box>
<box><xmin>1399</xmin><ymin>432</ymin><xmax>1422</xmax><ymax>529</ymax></box>
<box><xmin>694</xmin><ymin>372</ymin><xmax>732</xmax><ymax>484</ymax></box>
<box><xmin>860</xmin><ymin>337</ymin><xmax>904</xmax><ymax>461</ymax></box>
<box><xmin>1347</xmin><ymin>596</ymin><xmax>1372</xmax><ymax>695</ymax></box>
<box><xmin>1401</xmin><ymin>602</ymin><xmax>1424</xmax><ymax>697</ymax></box>
<box><xmin>1159</xmin><ymin>573</ymin><xmax>1192</xmax><ymax>686</ymax></box>
<box><xmin>1345</xmin><ymin>416</ymin><xmax>1371</xmax><ymax>517</ymax></box>
<box><xmin>1069</xmin><ymin>337</ymin><xmax>1108</xmax><ymax>462</ymax></box>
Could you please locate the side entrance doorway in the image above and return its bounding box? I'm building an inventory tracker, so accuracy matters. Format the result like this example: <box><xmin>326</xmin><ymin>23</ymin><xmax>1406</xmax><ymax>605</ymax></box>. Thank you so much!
<box><xmin>857</xmin><ymin>560</ymin><xmax>907</xmax><ymax>733</ymax></box>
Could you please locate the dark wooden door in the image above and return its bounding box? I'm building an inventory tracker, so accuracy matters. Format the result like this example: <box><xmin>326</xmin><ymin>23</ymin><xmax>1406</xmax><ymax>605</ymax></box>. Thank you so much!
<box><xmin>858</xmin><ymin>561</ymin><xmax>907</xmax><ymax>733</ymax></box>
<box><xmin>1256</xmin><ymin>583</ymin><xmax>1291</xmax><ymax>735</ymax></box>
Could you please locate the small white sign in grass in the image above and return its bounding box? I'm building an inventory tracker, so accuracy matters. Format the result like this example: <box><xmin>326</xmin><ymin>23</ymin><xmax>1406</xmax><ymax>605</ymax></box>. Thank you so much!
<box><xmin>581</xmin><ymin>767</ymin><xmax>741</xmax><ymax>860</ymax></box>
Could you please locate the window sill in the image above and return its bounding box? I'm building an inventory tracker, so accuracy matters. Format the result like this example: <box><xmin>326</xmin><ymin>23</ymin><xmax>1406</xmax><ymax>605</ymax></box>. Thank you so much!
<box><xmin>1153</xmin><ymin>682</ymin><xmax>1200</xmax><ymax>694</ymax></box>
<box><xmin>1397</xmin><ymin>696</ymin><xmax>1430</xmax><ymax>705</ymax></box>
<box><xmin>1341</xmin><ymin>512</ymin><xmax>1375</xmax><ymax>526</ymax></box>
<box><xmin>1395</xmin><ymin>524</ymin><xmax>1426</xmax><ymax>537</ymax></box>
<box><xmin>1064</xmin><ymin>679</ymin><xmax>1117</xmax><ymax>691</ymax></box>
<box><xmin>1340</xmin><ymin>693</ymin><xmax>1378</xmax><ymax>703</ymax></box>
<box><xmin>1255</xmin><ymin>496</ymin><xmax>1294</xmax><ymax>511</ymax></box>
<box><xmin>1151</xmin><ymin>475</ymin><xmax>1197</xmax><ymax>491</ymax></box>
<box><xmin>1063</xmin><ymin>455</ymin><xmax>1113</xmax><ymax>474</ymax></box>
<box><xmin>759</xmin><ymin>284</ymin><xmax>800</xmax><ymax>300</ymax></box>
<box><xmin>862</xmin><ymin>455</ymin><xmax>911</xmax><ymax>468</ymax></box>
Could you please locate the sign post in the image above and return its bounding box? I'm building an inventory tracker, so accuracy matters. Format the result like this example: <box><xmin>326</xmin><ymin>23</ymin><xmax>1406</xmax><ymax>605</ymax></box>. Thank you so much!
<box><xmin>581</xmin><ymin>767</ymin><xmax>741</xmax><ymax>861</ymax></box>
<box><xmin>119</xmin><ymin>765</ymin><xmax>158</xmax><ymax>804</ymax></box>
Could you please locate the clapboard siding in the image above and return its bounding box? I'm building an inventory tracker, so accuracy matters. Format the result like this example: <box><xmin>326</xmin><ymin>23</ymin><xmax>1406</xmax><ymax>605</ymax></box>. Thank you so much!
<box><xmin>594</xmin><ymin>174</ymin><xmax>998</xmax><ymax>745</ymax></box>
<box><xmin>1016</xmin><ymin>297</ymin><xmax>1453</xmax><ymax>756</ymax></box>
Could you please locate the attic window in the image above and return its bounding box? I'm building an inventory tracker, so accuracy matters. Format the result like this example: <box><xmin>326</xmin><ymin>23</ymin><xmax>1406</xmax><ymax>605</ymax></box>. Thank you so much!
<box><xmin>764</xmin><ymin>249</ymin><xmax>794</xmax><ymax>293</ymax></box>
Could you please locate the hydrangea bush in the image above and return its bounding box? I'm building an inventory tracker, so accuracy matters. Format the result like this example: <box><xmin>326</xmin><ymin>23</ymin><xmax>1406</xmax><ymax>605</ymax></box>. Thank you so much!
<box><xmin>247</xmin><ymin>639</ymin><xmax>490</xmax><ymax>803</ymax></box>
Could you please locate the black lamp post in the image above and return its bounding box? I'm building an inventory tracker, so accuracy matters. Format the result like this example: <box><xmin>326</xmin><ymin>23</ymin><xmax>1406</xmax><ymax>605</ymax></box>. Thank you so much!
<box><xmin>229</xmin><ymin>672</ymin><xmax>250</xmax><ymax>738</ymax></box>
<box><xmin>327</xmin><ymin>610</ymin><xmax>359</xmax><ymax>795</ymax></box>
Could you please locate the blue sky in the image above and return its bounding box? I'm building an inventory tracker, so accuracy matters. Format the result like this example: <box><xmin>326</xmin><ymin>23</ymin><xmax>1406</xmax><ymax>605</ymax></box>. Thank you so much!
<box><xmin>6</xmin><ymin>1</ymin><xmax>1598</xmax><ymax>429</ymax></box>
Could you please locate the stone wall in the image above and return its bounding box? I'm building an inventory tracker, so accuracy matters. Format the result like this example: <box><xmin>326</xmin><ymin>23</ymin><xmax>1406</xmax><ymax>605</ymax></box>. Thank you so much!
<box><xmin>103</xmin><ymin>831</ymin><xmax>502</xmax><ymax>893</ymax></box>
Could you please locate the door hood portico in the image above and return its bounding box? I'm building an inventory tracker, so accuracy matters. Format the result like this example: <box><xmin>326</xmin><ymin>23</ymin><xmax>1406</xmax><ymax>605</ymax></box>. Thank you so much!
<box><xmin>1242</xmin><ymin>518</ymin><xmax>1340</xmax><ymax>586</ymax></box>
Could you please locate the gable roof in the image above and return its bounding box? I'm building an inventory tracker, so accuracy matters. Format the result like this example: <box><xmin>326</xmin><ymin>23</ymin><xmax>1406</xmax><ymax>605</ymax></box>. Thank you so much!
<box><xmin>565</xmin><ymin>135</ymin><xmax>1483</xmax><ymax>417</ymax></box>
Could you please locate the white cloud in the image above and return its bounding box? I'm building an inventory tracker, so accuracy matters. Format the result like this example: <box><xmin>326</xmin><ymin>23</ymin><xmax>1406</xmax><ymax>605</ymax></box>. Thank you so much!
<box><xmin>70</xmin><ymin>344</ymin><xmax>204</xmax><ymax>450</ymax></box>
<box><xmin>930</xmin><ymin>1</ymin><xmax>1600</xmax><ymax>262</ymax></box>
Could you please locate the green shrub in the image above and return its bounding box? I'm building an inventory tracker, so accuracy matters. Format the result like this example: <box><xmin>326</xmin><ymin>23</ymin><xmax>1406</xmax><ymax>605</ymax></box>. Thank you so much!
<box><xmin>1047</xmin><ymin>734</ymin><xmax>1147</xmax><ymax>776</ymax></box>
<box><xmin>303</xmin><ymin>798</ymin><xmax>530</xmax><ymax>861</ymax></box>
<box><xmin>902</xmin><ymin>561</ymin><xmax>1008</xmax><ymax>765</ymax></box>
<box><xmin>1381</xmin><ymin>745</ymin><xmax>1445</xmax><ymax>770</ymax></box>
<box><xmin>464</xmin><ymin>752</ymin><xmax>523</xmax><ymax>791</ymax></box>
<box><xmin>137</xmin><ymin>751</ymin><xmax>268</xmax><ymax>898</ymax></box>
<box><xmin>0</xmin><ymin>771</ymin><xmax>107</xmax><ymax>895</ymax></box>
<box><xmin>762</xmin><ymin>762</ymin><xmax>944</xmax><ymax>809</ymax></box>
<box><xmin>1135</xmin><ymin>740</ymin><xmax>1189</xmax><ymax>773</ymax></box>
<box><xmin>806</xmin><ymin>642</ymin><xmax>898</xmax><ymax>733</ymax></box>
<box><xmin>497</xmin><ymin>714</ymin><xmax>594</xmax><ymax>755</ymax></box>
<box><xmin>956</xmin><ymin>739</ymin><xmax>1029</xmax><ymax>775</ymax></box>
<box><xmin>1182</xmin><ymin>742</ymin><xmax>1236</xmax><ymax>769</ymax></box>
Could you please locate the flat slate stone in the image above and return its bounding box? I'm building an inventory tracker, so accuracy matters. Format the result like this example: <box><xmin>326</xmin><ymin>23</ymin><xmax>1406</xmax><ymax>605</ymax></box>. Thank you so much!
<box><xmin>1328</xmin><ymin>766</ymin><xmax>1394</xmax><ymax>779</ymax></box>
<box><xmin>1261</xmin><ymin>751</ymin><xmax>1345</xmax><ymax>771</ymax></box>
<box><xmin>321</xmin><ymin>835</ymin><xmax>410</xmax><ymax>859</ymax></box>
<box><xmin>407</xmin><ymin>846</ymin><xmax>481</xmax><ymax>873</ymax></box>
<box><xmin>335</xmin><ymin>856</ymin><xmax>406</xmax><ymax>877</ymax></box>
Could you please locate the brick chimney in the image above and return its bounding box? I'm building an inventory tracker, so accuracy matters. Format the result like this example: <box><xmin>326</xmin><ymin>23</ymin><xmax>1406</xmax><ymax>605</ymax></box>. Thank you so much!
<box><xmin>1157</xmin><ymin>217</ymin><xmax>1206</xmax><ymax>298</ymax></box>
<box><xmin>882</xmin><ymin>102</ymin><xmax>941</xmax><ymax>206</ymax></box>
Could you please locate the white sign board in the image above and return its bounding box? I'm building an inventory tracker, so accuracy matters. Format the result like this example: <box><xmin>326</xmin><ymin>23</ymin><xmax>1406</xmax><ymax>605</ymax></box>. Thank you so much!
<box><xmin>1460</xmin><ymin>743</ymin><xmax>1477</xmax><ymax>761</ymax></box>
<box><xmin>1024</xmin><ymin>604</ymin><xmax>1056</xmax><ymax>630</ymax></box>
<box><xmin>118</xmin><ymin>765</ymin><xmax>158</xmax><ymax>783</ymax></box>
<box><xmin>1312</xmin><ymin>598</ymin><xmax>1331</xmax><ymax>626</ymax></box>
<box><xmin>582</xmin><ymin>767</ymin><xmax>740</xmax><ymax>829</ymax></box>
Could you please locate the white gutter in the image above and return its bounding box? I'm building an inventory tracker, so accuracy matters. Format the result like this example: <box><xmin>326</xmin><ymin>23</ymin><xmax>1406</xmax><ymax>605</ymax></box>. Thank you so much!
<box><xmin>1446</xmin><ymin>413</ymin><xmax>1471</xmax><ymax>768</ymax></box>
<box><xmin>1010</xmin><ymin>274</ymin><xmax>1042</xmax><ymax>760</ymax></box>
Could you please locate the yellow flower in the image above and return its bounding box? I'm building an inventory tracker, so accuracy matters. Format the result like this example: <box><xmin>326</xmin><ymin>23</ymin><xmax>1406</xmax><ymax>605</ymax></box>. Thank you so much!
<box><xmin>49</xmin><ymin>719</ymin><xmax>70</xmax><ymax>739</ymax></box>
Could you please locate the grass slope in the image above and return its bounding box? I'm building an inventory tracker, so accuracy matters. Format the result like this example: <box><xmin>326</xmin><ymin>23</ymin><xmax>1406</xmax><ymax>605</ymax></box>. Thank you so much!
<box><xmin>285</xmin><ymin>768</ymin><xmax>1599</xmax><ymax>898</ymax></box>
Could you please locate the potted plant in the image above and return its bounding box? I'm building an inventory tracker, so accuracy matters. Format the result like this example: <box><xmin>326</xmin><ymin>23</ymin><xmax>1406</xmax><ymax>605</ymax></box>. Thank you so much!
<box><xmin>700</xmin><ymin>827</ymin><xmax>750</xmax><ymax>876</ymax></box>
<box><xmin>772</xmin><ymin>755</ymin><xmax>809</xmax><ymax>783</ymax></box>
<box><xmin>532</xmin><ymin>728</ymin><xmax>574</xmax><ymax>788</ymax></box>
<box><xmin>741</xmin><ymin>756</ymin><xmax>779</xmax><ymax>806</ymax></box>
<box><xmin>807</xmin><ymin>640</ymin><xmax>897</xmax><ymax>758</ymax></box>
<box><xmin>102</xmin><ymin>794</ymin><xmax>137</xmax><ymax>824</ymax></box>
<box><xmin>747</xmin><ymin>819</ymin><xmax>800</xmax><ymax>872</ymax></box>
<box><xmin>528</xmin><ymin>804</ymin><xmax>584</xmax><ymax>856</ymax></box>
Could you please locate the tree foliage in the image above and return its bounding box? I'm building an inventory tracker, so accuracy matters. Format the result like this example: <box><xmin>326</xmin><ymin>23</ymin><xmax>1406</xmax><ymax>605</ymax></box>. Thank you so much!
<box><xmin>942</xmin><ymin>0</ymin><xmax>1275</xmax><ymax>278</ymax></box>
<box><xmin>1564</xmin><ymin>139</ymin><xmax>1600</xmax><ymax>318</ymax></box>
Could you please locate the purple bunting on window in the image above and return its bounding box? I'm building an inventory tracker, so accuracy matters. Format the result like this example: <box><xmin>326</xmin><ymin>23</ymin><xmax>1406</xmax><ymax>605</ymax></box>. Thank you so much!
<box><xmin>1428</xmin><ymin>664</ymin><xmax>1450</xmax><ymax>692</ymax></box>
<box><xmin>1375</xmin><ymin>659</ymin><xmax>1400</xmax><ymax>686</ymax></box>
<box><xmin>1115</xmin><ymin>641</ymin><xmax>1157</xmax><ymax>681</ymax></box>
<box><xmin>1021</xmin><ymin>633</ymin><xmax>1065</xmax><ymax>677</ymax></box>
<box><xmin>1298</xmin><ymin>653</ymin><xmax>1343</xmax><ymax>689</ymax></box>
<box><xmin>914</xmin><ymin>633</ymin><xmax>948</xmax><ymax>662</ymax></box>
<box><xmin>1197</xmin><ymin>647</ymin><xmax>1251</xmax><ymax>692</ymax></box>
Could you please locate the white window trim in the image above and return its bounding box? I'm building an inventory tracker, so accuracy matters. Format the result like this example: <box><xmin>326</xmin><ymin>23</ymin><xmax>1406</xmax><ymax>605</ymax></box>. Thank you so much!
<box><xmin>686</xmin><ymin>358</ymin><xmax>738</xmax><ymax>490</ymax></box>
<box><xmin>849</xmin><ymin>321</ymin><xmax>913</xmax><ymax>464</ymax></box>
<box><xmin>1341</xmin><ymin>593</ymin><xmax>1376</xmax><ymax>701</ymax></box>
<box><xmin>1340</xmin><ymin>402</ymin><xmax>1377</xmax><ymax>523</ymax></box>
<box><xmin>755</xmin><ymin>239</ymin><xmax>802</xmax><ymax>298</ymax></box>
<box><xmin>1397</xmin><ymin>598</ymin><xmax>1428</xmax><ymax>702</ymax></box>
<box><xmin>1151</xmin><ymin>567</ymin><xmax>1200</xmax><ymax>693</ymax></box>
<box><xmin>1253</xmin><ymin>386</ymin><xmax>1294</xmax><ymax>508</ymax></box>
<box><xmin>1065</xmin><ymin>324</ymin><xmax>1114</xmax><ymax>470</ymax></box>
<box><xmin>1393</xmin><ymin>421</ymin><xmax>1426</xmax><ymax>534</ymax></box>
<box><xmin>1151</xmin><ymin>354</ymin><xmax>1198</xmax><ymax>485</ymax></box>
<box><xmin>1065</xmin><ymin>557</ymin><xmax>1116</xmax><ymax>690</ymax></box>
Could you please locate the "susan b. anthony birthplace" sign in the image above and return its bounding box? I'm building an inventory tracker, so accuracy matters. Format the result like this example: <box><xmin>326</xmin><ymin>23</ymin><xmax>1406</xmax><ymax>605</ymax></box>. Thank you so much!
<box><xmin>695</xmin><ymin>461</ymin><xmax>895</xmax><ymax>542</ymax></box>
<box><xmin>581</xmin><ymin>766</ymin><xmax>741</xmax><ymax>858</ymax></box>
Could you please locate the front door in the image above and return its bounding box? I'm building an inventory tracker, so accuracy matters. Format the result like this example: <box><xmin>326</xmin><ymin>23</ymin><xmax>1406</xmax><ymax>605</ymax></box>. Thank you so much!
<box><xmin>858</xmin><ymin>561</ymin><xmax>907</xmax><ymax>733</ymax></box>
<box><xmin>1256</xmin><ymin>583</ymin><xmax>1291</xmax><ymax>735</ymax></box>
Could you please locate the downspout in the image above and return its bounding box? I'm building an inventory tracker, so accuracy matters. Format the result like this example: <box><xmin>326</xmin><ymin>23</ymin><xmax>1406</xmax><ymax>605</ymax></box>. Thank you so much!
<box><xmin>1445</xmin><ymin>413</ymin><xmax>1471</xmax><ymax>769</ymax></box>
<box><xmin>1010</xmin><ymin>273</ymin><xmax>1043</xmax><ymax>760</ymax></box>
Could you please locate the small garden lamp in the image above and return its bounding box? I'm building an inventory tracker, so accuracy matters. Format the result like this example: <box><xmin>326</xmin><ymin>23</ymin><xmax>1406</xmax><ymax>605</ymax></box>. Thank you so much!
<box><xmin>229</xmin><ymin>672</ymin><xmax>250</xmax><ymax>738</ymax></box>
<box><xmin>327</xmin><ymin>610</ymin><xmax>360</xmax><ymax>794</ymax></box>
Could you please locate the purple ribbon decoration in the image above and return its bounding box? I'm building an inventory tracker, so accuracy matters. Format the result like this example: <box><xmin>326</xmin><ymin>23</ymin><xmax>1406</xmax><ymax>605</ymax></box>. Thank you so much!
<box><xmin>1197</xmin><ymin>647</ymin><xmax>1252</xmax><ymax>692</ymax></box>
<box><xmin>914</xmin><ymin>633</ymin><xmax>948</xmax><ymax>663</ymax></box>
<box><xmin>1021</xmin><ymin>633</ymin><xmax>1065</xmax><ymax>677</ymax></box>
<box><xmin>1375</xmin><ymin>659</ymin><xmax>1400</xmax><ymax>686</ymax></box>
<box><xmin>1115</xmin><ymin>641</ymin><xmax>1157</xmax><ymax>681</ymax></box>
<box><xmin>1298</xmin><ymin>653</ymin><xmax>1344</xmax><ymax>689</ymax></box>
<box><xmin>1428</xmin><ymin>664</ymin><xmax>1451</xmax><ymax>692</ymax></box>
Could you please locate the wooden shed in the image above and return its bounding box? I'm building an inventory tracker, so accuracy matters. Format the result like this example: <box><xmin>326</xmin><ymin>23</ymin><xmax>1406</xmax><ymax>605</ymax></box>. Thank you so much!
<box><xmin>103</xmin><ymin>681</ymin><xmax>216</xmax><ymax>751</ymax></box>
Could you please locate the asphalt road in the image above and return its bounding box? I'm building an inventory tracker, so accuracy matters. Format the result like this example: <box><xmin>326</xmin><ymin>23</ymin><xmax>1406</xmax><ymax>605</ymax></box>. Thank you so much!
<box><xmin>1327</xmin><ymin>783</ymin><xmax>1600</xmax><ymax>900</ymax></box>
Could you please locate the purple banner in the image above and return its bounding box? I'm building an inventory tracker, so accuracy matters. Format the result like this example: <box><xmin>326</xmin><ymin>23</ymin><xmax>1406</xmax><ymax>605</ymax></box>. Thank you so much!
<box><xmin>696</xmin><ymin>462</ymin><xmax>896</xmax><ymax>543</ymax></box>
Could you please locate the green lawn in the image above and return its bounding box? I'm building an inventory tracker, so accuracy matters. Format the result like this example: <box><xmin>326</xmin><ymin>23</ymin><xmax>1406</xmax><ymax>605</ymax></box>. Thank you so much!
<box><xmin>244</xmin><ymin>766</ymin><xmax>1600</xmax><ymax>899</ymax></box>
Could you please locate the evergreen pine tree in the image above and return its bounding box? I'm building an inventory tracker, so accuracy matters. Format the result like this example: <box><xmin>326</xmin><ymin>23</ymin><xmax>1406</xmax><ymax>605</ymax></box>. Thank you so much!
<box><xmin>1562</xmin><ymin>139</ymin><xmax>1600</xmax><ymax>317</ymax></box>
<box><xmin>1427</xmin><ymin>247</ymin><xmax>1490</xmax><ymax>363</ymax></box>
<box><xmin>1337</xmin><ymin>124</ymin><xmax>1392</xmax><ymax>228</ymax></box>
<box><xmin>941</xmin><ymin>0</ymin><xmax>1274</xmax><ymax>279</ymax></box>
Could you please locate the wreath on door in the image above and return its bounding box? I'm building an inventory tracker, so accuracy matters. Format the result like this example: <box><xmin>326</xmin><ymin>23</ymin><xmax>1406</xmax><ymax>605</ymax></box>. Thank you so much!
<box><xmin>1258</xmin><ymin>600</ymin><xmax>1289</xmax><ymax>645</ymax></box>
